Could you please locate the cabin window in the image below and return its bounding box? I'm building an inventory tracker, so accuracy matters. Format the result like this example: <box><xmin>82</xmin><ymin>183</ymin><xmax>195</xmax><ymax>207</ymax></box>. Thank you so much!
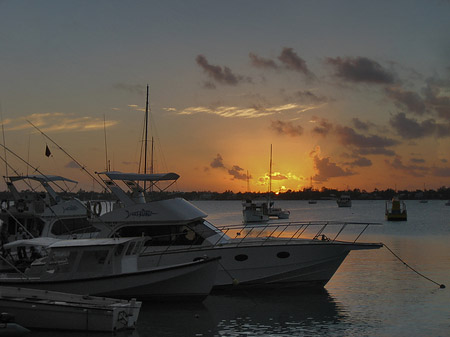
<box><xmin>51</xmin><ymin>218</ymin><xmax>99</xmax><ymax>236</ymax></box>
<box><xmin>115</xmin><ymin>224</ymin><xmax>206</xmax><ymax>246</ymax></box>
<box><xmin>50</xmin><ymin>250</ymin><xmax>77</xmax><ymax>273</ymax></box>
<box><xmin>235</xmin><ymin>254</ymin><xmax>248</xmax><ymax>262</ymax></box>
<box><xmin>277</xmin><ymin>251</ymin><xmax>290</xmax><ymax>259</ymax></box>
<box><xmin>126</xmin><ymin>242</ymin><xmax>135</xmax><ymax>255</ymax></box>
<box><xmin>77</xmin><ymin>250</ymin><xmax>109</xmax><ymax>272</ymax></box>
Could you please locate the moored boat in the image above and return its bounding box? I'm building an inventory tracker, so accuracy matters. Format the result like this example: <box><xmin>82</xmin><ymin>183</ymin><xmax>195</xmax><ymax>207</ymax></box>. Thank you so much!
<box><xmin>336</xmin><ymin>195</ymin><xmax>352</xmax><ymax>207</ymax></box>
<box><xmin>0</xmin><ymin>236</ymin><xmax>220</xmax><ymax>301</ymax></box>
<box><xmin>90</xmin><ymin>171</ymin><xmax>383</xmax><ymax>289</ymax></box>
<box><xmin>0</xmin><ymin>286</ymin><xmax>141</xmax><ymax>331</ymax></box>
<box><xmin>385</xmin><ymin>197</ymin><xmax>407</xmax><ymax>221</ymax></box>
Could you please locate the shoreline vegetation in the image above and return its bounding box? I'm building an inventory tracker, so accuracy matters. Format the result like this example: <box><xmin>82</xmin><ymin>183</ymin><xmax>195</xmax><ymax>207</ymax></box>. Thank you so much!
<box><xmin>2</xmin><ymin>186</ymin><xmax>450</xmax><ymax>202</ymax></box>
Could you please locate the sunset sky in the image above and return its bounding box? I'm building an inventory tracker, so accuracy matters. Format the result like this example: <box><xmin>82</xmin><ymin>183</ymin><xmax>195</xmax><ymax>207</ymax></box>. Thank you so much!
<box><xmin>1</xmin><ymin>1</ymin><xmax>450</xmax><ymax>193</ymax></box>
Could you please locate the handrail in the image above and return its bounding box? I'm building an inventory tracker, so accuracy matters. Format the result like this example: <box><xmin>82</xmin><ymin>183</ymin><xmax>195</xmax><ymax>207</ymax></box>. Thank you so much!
<box><xmin>137</xmin><ymin>220</ymin><xmax>382</xmax><ymax>257</ymax></box>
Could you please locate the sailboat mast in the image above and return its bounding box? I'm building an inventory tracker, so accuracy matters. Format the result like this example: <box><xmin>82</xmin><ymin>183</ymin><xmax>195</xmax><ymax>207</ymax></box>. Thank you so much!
<box><xmin>144</xmin><ymin>85</ymin><xmax>149</xmax><ymax>191</ymax></box>
<box><xmin>269</xmin><ymin>144</ymin><xmax>272</xmax><ymax>195</ymax></box>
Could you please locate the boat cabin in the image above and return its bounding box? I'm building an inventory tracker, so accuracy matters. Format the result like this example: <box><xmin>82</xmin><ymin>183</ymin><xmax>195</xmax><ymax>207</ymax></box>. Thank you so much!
<box><xmin>24</xmin><ymin>237</ymin><xmax>146</xmax><ymax>279</ymax></box>
<box><xmin>0</xmin><ymin>175</ymin><xmax>99</xmax><ymax>242</ymax></box>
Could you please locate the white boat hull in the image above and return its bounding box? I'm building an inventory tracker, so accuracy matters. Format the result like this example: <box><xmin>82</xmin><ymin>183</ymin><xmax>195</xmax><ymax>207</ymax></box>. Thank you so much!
<box><xmin>139</xmin><ymin>241</ymin><xmax>381</xmax><ymax>288</ymax></box>
<box><xmin>0</xmin><ymin>258</ymin><xmax>219</xmax><ymax>301</ymax></box>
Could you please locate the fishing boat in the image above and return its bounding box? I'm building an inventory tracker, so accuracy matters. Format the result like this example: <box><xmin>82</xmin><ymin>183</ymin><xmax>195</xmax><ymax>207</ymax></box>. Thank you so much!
<box><xmin>242</xmin><ymin>145</ymin><xmax>290</xmax><ymax>222</ymax></box>
<box><xmin>90</xmin><ymin>170</ymin><xmax>383</xmax><ymax>289</ymax></box>
<box><xmin>336</xmin><ymin>195</ymin><xmax>352</xmax><ymax>207</ymax></box>
<box><xmin>385</xmin><ymin>197</ymin><xmax>407</xmax><ymax>221</ymax></box>
<box><xmin>242</xmin><ymin>199</ymin><xmax>269</xmax><ymax>222</ymax></box>
<box><xmin>0</xmin><ymin>236</ymin><xmax>220</xmax><ymax>301</ymax></box>
<box><xmin>0</xmin><ymin>286</ymin><xmax>141</xmax><ymax>331</ymax></box>
<box><xmin>0</xmin><ymin>175</ymin><xmax>99</xmax><ymax>241</ymax></box>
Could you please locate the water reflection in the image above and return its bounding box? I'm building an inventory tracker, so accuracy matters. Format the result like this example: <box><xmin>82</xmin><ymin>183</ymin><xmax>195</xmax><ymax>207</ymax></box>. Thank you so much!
<box><xmin>137</xmin><ymin>288</ymin><xmax>348</xmax><ymax>337</ymax></box>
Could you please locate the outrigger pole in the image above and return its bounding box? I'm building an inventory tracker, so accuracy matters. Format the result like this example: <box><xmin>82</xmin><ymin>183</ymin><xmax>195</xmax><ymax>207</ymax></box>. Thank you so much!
<box><xmin>26</xmin><ymin>120</ymin><xmax>106</xmax><ymax>191</ymax></box>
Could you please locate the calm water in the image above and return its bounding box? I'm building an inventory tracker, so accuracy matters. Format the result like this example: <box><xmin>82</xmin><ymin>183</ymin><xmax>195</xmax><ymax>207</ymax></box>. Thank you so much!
<box><xmin>30</xmin><ymin>200</ymin><xmax>450</xmax><ymax>337</ymax></box>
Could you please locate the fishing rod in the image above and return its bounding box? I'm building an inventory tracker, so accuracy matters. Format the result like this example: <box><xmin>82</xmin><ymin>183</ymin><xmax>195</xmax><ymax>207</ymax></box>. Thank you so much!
<box><xmin>26</xmin><ymin>120</ymin><xmax>107</xmax><ymax>191</ymax></box>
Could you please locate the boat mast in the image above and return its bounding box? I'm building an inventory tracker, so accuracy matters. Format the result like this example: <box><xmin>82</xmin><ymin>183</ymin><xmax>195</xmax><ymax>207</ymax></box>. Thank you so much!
<box><xmin>143</xmin><ymin>85</ymin><xmax>149</xmax><ymax>192</ymax></box>
<box><xmin>269</xmin><ymin>144</ymin><xmax>272</xmax><ymax>197</ymax></box>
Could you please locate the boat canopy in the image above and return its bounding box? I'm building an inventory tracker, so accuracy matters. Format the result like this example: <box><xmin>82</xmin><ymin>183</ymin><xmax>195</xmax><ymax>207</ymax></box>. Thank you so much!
<box><xmin>48</xmin><ymin>237</ymin><xmax>141</xmax><ymax>249</ymax></box>
<box><xmin>8</xmin><ymin>175</ymin><xmax>78</xmax><ymax>184</ymax></box>
<box><xmin>3</xmin><ymin>237</ymin><xmax>62</xmax><ymax>250</ymax></box>
<box><xmin>98</xmin><ymin>171</ymin><xmax>180</xmax><ymax>182</ymax></box>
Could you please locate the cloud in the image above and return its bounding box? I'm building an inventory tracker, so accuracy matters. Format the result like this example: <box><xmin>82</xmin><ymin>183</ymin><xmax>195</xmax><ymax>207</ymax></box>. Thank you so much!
<box><xmin>65</xmin><ymin>161</ymin><xmax>79</xmax><ymax>169</ymax></box>
<box><xmin>210</xmin><ymin>154</ymin><xmax>225</xmax><ymax>169</ymax></box>
<box><xmin>326</xmin><ymin>56</ymin><xmax>395</xmax><ymax>84</ymax></box>
<box><xmin>345</xmin><ymin>156</ymin><xmax>372</xmax><ymax>167</ymax></box>
<box><xmin>311</xmin><ymin>116</ymin><xmax>334</xmax><ymax>136</ymax></box>
<box><xmin>410</xmin><ymin>158</ymin><xmax>425</xmax><ymax>164</ymax></box>
<box><xmin>177</xmin><ymin>103</ymin><xmax>302</xmax><ymax>119</ymax></box>
<box><xmin>385</xmin><ymin>87</ymin><xmax>426</xmax><ymax>115</ymax></box>
<box><xmin>390</xmin><ymin>112</ymin><xmax>450</xmax><ymax>139</ymax></box>
<box><xmin>5</xmin><ymin>112</ymin><xmax>118</xmax><ymax>133</ymax></box>
<box><xmin>384</xmin><ymin>156</ymin><xmax>428</xmax><ymax>177</ymax></box>
<box><xmin>209</xmin><ymin>154</ymin><xmax>250</xmax><ymax>181</ymax></box>
<box><xmin>249</xmin><ymin>52</ymin><xmax>279</xmax><ymax>70</ymax></box>
<box><xmin>352</xmin><ymin>118</ymin><xmax>372</xmax><ymax>131</ymax></box>
<box><xmin>334</xmin><ymin>125</ymin><xmax>399</xmax><ymax>156</ymax></box>
<box><xmin>113</xmin><ymin>83</ymin><xmax>146</xmax><ymax>96</ymax></box>
<box><xmin>431</xmin><ymin>166</ymin><xmax>450</xmax><ymax>177</ymax></box>
<box><xmin>294</xmin><ymin>90</ymin><xmax>329</xmax><ymax>104</ymax></box>
<box><xmin>310</xmin><ymin>150</ymin><xmax>354</xmax><ymax>182</ymax></box>
<box><xmin>270</xmin><ymin>120</ymin><xmax>304</xmax><ymax>137</ymax></box>
<box><xmin>228</xmin><ymin>165</ymin><xmax>248</xmax><ymax>181</ymax></box>
<box><xmin>424</xmin><ymin>80</ymin><xmax>450</xmax><ymax>120</ymax></box>
<box><xmin>278</xmin><ymin>48</ymin><xmax>313</xmax><ymax>77</ymax></box>
<box><xmin>196</xmin><ymin>54</ymin><xmax>251</xmax><ymax>86</ymax></box>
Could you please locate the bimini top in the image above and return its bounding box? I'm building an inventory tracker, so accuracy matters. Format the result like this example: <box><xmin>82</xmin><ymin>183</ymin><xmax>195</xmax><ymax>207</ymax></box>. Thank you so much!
<box><xmin>48</xmin><ymin>237</ymin><xmax>142</xmax><ymax>249</ymax></box>
<box><xmin>98</xmin><ymin>171</ymin><xmax>180</xmax><ymax>182</ymax></box>
<box><xmin>8</xmin><ymin>175</ymin><xmax>78</xmax><ymax>184</ymax></box>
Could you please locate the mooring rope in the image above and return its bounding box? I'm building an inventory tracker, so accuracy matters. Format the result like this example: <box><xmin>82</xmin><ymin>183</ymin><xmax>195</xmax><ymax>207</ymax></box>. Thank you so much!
<box><xmin>383</xmin><ymin>243</ymin><xmax>445</xmax><ymax>289</ymax></box>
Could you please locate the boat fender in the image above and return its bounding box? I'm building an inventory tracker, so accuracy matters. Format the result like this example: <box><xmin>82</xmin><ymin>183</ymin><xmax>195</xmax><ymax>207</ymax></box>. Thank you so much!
<box><xmin>93</xmin><ymin>202</ymin><xmax>102</xmax><ymax>216</ymax></box>
<box><xmin>0</xmin><ymin>200</ymin><xmax>9</xmax><ymax>212</ymax></box>
<box><xmin>117</xmin><ymin>310</ymin><xmax>129</xmax><ymax>327</ymax></box>
<box><xmin>15</xmin><ymin>199</ymin><xmax>26</xmax><ymax>213</ymax></box>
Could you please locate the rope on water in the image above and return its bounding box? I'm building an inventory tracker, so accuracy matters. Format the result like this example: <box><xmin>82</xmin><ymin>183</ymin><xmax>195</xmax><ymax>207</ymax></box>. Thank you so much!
<box><xmin>218</xmin><ymin>260</ymin><xmax>239</xmax><ymax>286</ymax></box>
<box><xmin>383</xmin><ymin>243</ymin><xmax>445</xmax><ymax>289</ymax></box>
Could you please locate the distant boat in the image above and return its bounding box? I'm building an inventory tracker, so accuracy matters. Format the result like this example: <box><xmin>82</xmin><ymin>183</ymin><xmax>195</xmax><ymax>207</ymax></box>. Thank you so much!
<box><xmin>445</xmin><ymin>200</ymin><xmax>450</xmax><ymax>206</ymax></box>
<box><xmin>337</xmin><ymin>195</ymin><xmax>352</xmax><ymax>207</ymax></box>
<box><xmin>385</xmin><ymin>197</ymin><xmax>407</xmax><ymax>221</ymax></box>
<box><xmin>243</xmin><ymin>145</ymin><xmax>289</xmax><ymax>222</ymax></box>
<box><xmin>308</xmin><ymin>200</ymin><xmax>317</xmax><ymax>204</ymax></box>
<box><xmin>419</xmin><ymin>200</ymin><xmax>428</xmax><ymax>203</ymax></box>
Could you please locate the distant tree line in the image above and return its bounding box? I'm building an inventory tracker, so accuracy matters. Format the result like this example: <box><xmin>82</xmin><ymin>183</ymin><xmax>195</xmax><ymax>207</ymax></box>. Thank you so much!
<box><xmin>2</xmin><ymin>186</ymin><xmax>450</xmax><ymax>201</ymax></box>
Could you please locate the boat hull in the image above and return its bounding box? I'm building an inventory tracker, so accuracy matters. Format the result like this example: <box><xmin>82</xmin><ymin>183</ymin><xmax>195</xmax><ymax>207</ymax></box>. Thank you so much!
<box><xmin>0</xmin><ymin>258</ymin><xmax>219</xmax><ymax>301</ymax></box>
<box><xmin>139</xmin><ymin>241</ymin><xmax>382</xmax><ymax>289</ymax></box>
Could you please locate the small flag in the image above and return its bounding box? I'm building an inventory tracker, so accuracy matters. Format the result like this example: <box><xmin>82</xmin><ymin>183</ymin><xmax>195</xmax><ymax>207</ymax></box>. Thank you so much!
<box><xmin>45</xmin><ymin>145</ymin><xmax>51</xmax><ymax>157</ymax></box>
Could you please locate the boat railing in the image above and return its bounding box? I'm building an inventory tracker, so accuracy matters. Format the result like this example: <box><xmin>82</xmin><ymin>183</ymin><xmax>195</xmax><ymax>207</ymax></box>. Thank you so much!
<box><xmin>139</xmin><ymin>221</ymin><xmax>382</xmax><ymax>258</ymax></box>
<box><xmin>215</xmin><ymin>221</ymin><xmax>381</xmax><ymax>246</ymax></box>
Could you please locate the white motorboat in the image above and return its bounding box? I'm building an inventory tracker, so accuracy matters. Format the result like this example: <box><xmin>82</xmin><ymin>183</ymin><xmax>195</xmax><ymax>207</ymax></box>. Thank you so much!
<box><xmin>242</xmin><ymin>145</ymin><xmax>290</xmax><ymax>222</ymax></box>
<box><xmin>0</xmin><ymin>175</ymin><xmax>99</xmax><ymax>241</ymax></box>
<box><xmin>91</xmin><ymin>171</ymin><xmax>383</xmax><ymax>289</ymax></box>
<box><xmin>336</xmin><ymin>195</ymin><xmax>352</xmax><ymax>207</ymax></box>
<box><xmin>0</xmin><ymin>286</ymin><xmax>141</xmax><ymax>331</ymax></box>
<box><xmin>0</xmin><ymin>236</ymin><xmax>220</xmax><ymax>301</ymax></box>
<box><xmin>242</xmin><ymin>199</ymin><xmax>269</xmax><ymax>222</ymax></box>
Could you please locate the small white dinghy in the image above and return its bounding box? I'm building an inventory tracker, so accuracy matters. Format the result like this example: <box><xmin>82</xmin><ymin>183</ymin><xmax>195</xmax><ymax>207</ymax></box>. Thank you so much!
<box><xmin>0</xmin><ymin>286</ymin><xmax>142</xmax><ymax>332</ymax></box>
